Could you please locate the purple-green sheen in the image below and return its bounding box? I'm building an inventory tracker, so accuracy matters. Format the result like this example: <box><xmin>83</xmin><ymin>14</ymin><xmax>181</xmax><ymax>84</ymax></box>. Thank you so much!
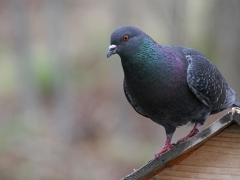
<box><xmin>107</xmin><ymin>26</ymin><xmax>240</xmax><ymax>158</ymax></box>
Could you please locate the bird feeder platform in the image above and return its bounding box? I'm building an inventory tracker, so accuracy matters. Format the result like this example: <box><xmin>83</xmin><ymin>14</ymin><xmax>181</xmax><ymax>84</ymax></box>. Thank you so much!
<box><xmin>122</xmin><ymin>108</ymin><xmax>240</xmax><ymax>180</ymax></box>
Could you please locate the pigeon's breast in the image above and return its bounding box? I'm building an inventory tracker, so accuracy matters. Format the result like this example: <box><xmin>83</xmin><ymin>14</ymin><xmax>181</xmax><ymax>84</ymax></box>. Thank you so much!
<box><xmin>122</xmin><ymin>48</ymin><xmax>202</xmax><ymax>122</ymax></box>
<box><xmin>123</xmin><ymin>59</ymin><xmax>188</xmax><ymax>111</ymax></box>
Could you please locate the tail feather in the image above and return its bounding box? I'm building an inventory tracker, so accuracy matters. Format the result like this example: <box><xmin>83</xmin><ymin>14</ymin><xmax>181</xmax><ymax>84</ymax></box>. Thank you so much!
<box><xmin>232</xmin><ymin>101</ymin><xmax>240</xmax><ymax>107</ymax></box>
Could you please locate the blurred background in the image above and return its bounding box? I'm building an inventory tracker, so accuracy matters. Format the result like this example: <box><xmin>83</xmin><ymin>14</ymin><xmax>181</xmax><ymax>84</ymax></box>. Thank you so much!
<box><xmin>0</xmin><ymin>0</ymin><xmax>240</xmax><ymax>179</ymax></box>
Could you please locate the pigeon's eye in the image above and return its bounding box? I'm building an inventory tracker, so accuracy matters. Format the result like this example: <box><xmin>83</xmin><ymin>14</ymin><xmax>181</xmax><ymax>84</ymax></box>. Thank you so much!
<box><xmin>123</xmin><ymin>35</ymin><xmax>129</xmax><ymax>41</ymax></box>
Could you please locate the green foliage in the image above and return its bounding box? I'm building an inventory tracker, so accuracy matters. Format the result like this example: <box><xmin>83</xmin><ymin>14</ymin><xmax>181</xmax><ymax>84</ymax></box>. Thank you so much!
<box><xmin>32</xmin><ymin>51</ymin><xmax>54</xmax><ymax>97</ymax></box>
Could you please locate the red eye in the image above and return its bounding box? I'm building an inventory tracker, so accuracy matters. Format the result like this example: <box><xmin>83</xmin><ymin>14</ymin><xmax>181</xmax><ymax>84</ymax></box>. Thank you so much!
<box><xmin>123</xmin><ymin>35</ymin><xmax>129</xmax><ymax>41</ymax></box>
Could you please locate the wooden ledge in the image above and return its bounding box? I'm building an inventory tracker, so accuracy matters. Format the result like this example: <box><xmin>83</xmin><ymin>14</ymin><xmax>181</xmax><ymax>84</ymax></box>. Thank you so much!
<box><xmin>122</xmin><ymin>108</ymin><xmax>240</xmax><ymax>180</ymax></box>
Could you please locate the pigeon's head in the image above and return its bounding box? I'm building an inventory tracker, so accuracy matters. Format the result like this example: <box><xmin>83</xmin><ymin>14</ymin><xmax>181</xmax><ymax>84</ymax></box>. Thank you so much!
<box><xmin>107</xmin><ymin>26</ymin><xmax>145</xmax><ymax>58</ymax></box>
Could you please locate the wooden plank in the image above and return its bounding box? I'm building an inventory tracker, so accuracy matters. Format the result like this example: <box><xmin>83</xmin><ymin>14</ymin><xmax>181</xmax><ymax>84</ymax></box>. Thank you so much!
<box><xmin>211</xmin><ymin>136</ymin><xmax>240</xmax><ymax>143</ymax></box>
<box><xmin>170</xmin><ymin>165</ymin><xmax>240</xmax><ymax>175</ymax></box>
<box><xmin>158</xmin><ymin>170</ymin><xmax>239</xmax><ymax>180</ymax></box>
<box><xmin>216</xmin><ymin>131</ymin><xmax>240</xmax><ymax>138</ymax></box>
<box><xmin>180</xmin><ymin>151</ymin><xmax>240</xmax><ymax>168</ymax></box>
<box><xmin>153</xmin><ymin>174</ymin><xmax>206</xmax><ymax>180</ymax></box>
<box><xmin>199</xmin><ymin>144</ymin><xmax>240</xmax><ymax>155</ymax></box>
<box><xmin>204</xmin><ymin>140</ymin><xmax>240</xmax><ymax>149</ymax></box>
<box><xmin>121</xmin><ymin>108</ymin><xmax>240</xmax><ymax>180</ymax></box>
<box><xmin>155</xmin><ymin>123</ymin><xmax>240</xmax><ymax>180</ymax></box>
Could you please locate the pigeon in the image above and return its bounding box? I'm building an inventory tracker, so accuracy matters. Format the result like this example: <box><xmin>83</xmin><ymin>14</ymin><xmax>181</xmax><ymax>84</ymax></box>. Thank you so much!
<box><xmin>106</xmin><ymin>26</ymin><xmax>240</xmax><ymax>158</ymax></box>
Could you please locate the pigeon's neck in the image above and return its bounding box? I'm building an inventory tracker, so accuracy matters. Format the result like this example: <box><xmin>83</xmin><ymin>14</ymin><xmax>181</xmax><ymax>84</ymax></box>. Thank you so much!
<box><xmin>120</xmin><ymin>38</ymin><xmax>169</xmax><ymax>84</ymax></box>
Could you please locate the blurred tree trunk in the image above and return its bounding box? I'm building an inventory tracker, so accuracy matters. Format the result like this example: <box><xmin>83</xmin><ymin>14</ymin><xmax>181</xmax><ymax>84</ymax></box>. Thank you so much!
<box><xmin>10</xmin><ymin>0</ymin><xmax>41</xmax><ymax>120</ymax></box>
<box><xmin>146</xmin><ymin>0</ymin><xmax>187</xmax><ymax>45</ymax></box>
<box><xmin>214</xmin><ymin>0</ymin><xmax>240</xmax><ymax>93</ymax></box>
<box><xmin>161</xmin><ymin>0</ymin><xmax>187</xmax><ymax>45</ymax></box>
<box><xmin>45</xmin><ymin>0</ymin><xmax>76</xmax><ymax>142</ymax></box>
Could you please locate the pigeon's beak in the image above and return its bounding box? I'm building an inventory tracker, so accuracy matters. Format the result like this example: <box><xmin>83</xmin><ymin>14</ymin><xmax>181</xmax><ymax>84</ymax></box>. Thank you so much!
<box><xmin>107</xmin><ymin>45</ymin><xmax>117</xmax><ymax>58</ymax></box>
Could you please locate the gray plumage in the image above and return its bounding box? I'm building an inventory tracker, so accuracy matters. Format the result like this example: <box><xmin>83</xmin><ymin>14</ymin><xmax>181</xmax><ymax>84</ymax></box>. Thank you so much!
<box><xmin>107</xmin><ymin>26</ymin><xmax>239</xmax><ymax>158</ymax></box>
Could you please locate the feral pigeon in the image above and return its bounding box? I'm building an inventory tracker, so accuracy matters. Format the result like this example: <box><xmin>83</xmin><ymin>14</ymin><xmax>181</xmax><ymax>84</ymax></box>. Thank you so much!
<box><xmin>107</xmin><ymin>26</ymin><xmax>240</xmax><ymax>158</ymax></box>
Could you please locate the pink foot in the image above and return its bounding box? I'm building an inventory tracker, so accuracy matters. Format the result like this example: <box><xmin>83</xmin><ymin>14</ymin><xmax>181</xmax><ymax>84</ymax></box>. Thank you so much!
<box><xmin>154</xmin><ymin>143</ymin><xmax>174</xmax><ymax>158</ymax></box>
<box><xmin>177</xmin><ymin>123</ymin><xmax>201</xmax><ymax>143</ymax></box>
<box><xmin>150</xmin><ymin>136</ymin><xmax>174</xmax><ymax>161</ymax></box>
<box><xmin>178</xmin><ymin>128</ymin><xmax>199</xmax><ymax>143</ymax></box>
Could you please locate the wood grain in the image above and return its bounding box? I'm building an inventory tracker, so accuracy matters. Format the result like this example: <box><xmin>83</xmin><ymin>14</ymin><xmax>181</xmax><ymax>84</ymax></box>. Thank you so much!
<box><xmin>122</xmin><ymin>108</ymin><xmax>240</xmax><ymax>180</ymax></box>
<box><xmin>155</xmin><ymin>123</ymin><xmax>240</xmax><ymax>180</ymax></box>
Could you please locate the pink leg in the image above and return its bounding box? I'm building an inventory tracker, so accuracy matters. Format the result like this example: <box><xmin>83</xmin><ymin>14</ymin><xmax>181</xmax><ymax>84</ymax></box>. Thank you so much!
<box><xmin>154</xmin><ymin>135</ymin><xmax>174</xmax><ymax>158</ymax></box>
<box><xmin>150</xmin><ymin>126</ymin><xmax>176</xmax><ymax>161</ymax></box>
<box><xmin>178</xmin><ymin>123</ymin><xmax>201</xmax><ymax>143</ymax></box>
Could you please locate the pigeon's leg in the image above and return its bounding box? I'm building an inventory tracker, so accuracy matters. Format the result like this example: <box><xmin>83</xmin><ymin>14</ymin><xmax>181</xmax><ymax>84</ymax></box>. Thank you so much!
<box><xmin>154</xmin><ymin>134</ymin><xmax>173</xmax><ymax>157</ymax></box>
<box><xmin>154</xmin><ymin>126</ymin><xmax>176</xmax><ymax>157</ymax></box>
<box><xmin>177</xmin><ymin>123</ymin><xmax>201</xmax><ymax>143</ymax></box>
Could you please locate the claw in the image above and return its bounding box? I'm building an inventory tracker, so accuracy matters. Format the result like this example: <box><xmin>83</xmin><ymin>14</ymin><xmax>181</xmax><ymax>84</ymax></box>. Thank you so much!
<box><xmin>177</xmin><ymin>124</ymin><xmax>200</xmax><ymax>143</ymax></box>
<box><xmin>149</xmin><ymin>144</ymin><xmax>175</xmax><ymax>163</ymax></box>
<box><xmin>154</xmin><ymin>143</ymin><xmax>175</xmax><ymax>157</ymax></box>
<box><xmin>149</xmin><ymin>127</ymin><xmax>176</xmax><ymax>162</ymax></box>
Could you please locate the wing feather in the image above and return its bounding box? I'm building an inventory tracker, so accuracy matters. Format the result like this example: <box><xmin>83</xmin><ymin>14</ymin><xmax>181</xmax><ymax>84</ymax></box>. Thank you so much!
<box><xmin>183</xmin><ymin>48</ymin><xmax>236</xmax><ymax>112</ymax></box>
